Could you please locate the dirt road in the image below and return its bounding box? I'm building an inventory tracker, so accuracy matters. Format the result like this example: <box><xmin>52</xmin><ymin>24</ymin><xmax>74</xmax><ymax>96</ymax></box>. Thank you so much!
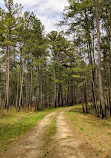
<box><xmin>54</xmin><ymin>111</ymin><xmax>103</xmax><ymax>158</ymax></box>
<box><xmin>2</xmin><ymin>109</ymin><xmax>103</xmax><ymax>158</ymax></box>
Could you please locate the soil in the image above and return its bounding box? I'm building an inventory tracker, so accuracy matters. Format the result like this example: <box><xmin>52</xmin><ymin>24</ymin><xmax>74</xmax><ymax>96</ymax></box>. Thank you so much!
<box><xmin>2</xmin><ymin>109</ymin><xmax>104</xmax><ymax>158</ymax></box>
<box><xmin>53</xmin><ymin>111</ymin><xmax>103</xmax><ymax>158</ymax></box>
<box><xmin>2</xmin><ymin>112</ymin><xmax>57</xmax><ymax>158</ymax></box>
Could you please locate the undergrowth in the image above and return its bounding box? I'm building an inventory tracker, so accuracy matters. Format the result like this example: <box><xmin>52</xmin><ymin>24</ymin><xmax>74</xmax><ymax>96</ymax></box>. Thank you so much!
<box><xmin>66</xmin><ymin>105</ymin><xmax>111</xmax><ymax>157</ymax></box>
<box><xmin>0</xmin><ymin>106</ymin><xmax>65</xmax><ymax>156</ymax></box>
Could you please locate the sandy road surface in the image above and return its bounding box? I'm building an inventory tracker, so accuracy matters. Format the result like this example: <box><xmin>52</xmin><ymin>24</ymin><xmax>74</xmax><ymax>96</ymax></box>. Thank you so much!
<box><xmin>2</xmin><ymin>109</ymin><xmax>103</xmax><ymax>158</ymax></box>
<box><xmin>54</xmin><ymin>111</ymin><xmax>103</xmax><ymax>158</ymax></box>
<box><xmin>2</xmin><ymin>112</ymin><xmax>58</xmax><ymax>158</ymax></box>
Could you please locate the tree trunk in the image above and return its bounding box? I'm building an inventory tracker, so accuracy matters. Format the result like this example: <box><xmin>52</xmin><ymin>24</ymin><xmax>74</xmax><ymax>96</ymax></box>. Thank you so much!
<box><xmin>48</xmin><ymin>96</ymin><xmax>51</xmax><ymax>108</ymax></box>
<box><xmin>40</xmin><ymin>82</ymin><xmax>42</xmax><ymax>110</ymax></box>
<box><xmin>36</xmin><ymin>66</ymin><xmax>39</xmax><ymax>111</ymax></box>
<box><xmin>54</xmin><ymin>66</ymin><xmax>57</xmax><ymax>108</ymax></box>
<box><xmin>81</xmin><ymin>89</ymin><xmax>85</xmax><ymax>113</ymax></box>
<box><xmin>0</xmin><ymin>68</ymin><xmax>1</xmax><ymax>111</ymax></box>
<box><xmin>109</xmin><ymin>31</ymin><xmax>111</xmax><ymax>115</ymax></box>
<box><xmin>30</xmin><ymin>68</ymin><xmax>33</xmax><ymax>109</ymax></box>
<box><xmin>26</xmin><ymin>76</ymin><xmax>28</xmax><ymax>109</ymax></box>
<box><xmin>89</xmin><ymin>45</ymin><xmax>98</xmax><ymax>115</ymax></box>
<box><xmin>6</xmin><ymin>46</ymin><xmax>10</xmax><ymax>111</ymax></box>
<box><xmin>54</xmin><ymin>77</ymin><xmax>57</xmax><ymax>108</ymax></box>
<box><xmin>16</xmin><ymin>78</ymin><xmax>19</xmax><ymax>111</ymax></box>
<box><xmin>85</xmin><ymin>9</ymin><xmax>98</xmax><ymax>116</ymax></box>
<box><xmin>18</xmin><ymin>60</ymin><xmax>24</xmax><ymax>112</ymax></box>
<box><xmin>95</xmin><ymin>0</ymin><xmax>106</xmax><ymax>119</ymax></box>
<box><xmin>58</xmin><ymin>83</ymin><xmax>61</xmax><ymax>107</ymax></box>
<box><xmin>84</xmin><ymin>83</ymin><xmax>88</xmax><ymax>113</ymax></box>
<box><xmin>61</xmin><ymin>90</ymin><xmax>64</xmax><ymax>107</ymax></box>
<box><xmin>110</xmin><ymin>34</ymin><xmax>111</xmax><ymax>115</ymax></box>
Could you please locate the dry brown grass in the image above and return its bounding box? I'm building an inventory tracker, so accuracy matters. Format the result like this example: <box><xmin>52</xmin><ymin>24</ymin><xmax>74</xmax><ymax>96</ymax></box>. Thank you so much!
<box><xmin>67</xmin><ymin>105</ymin><xmax>111</xmax><ymax>157</ymax></box>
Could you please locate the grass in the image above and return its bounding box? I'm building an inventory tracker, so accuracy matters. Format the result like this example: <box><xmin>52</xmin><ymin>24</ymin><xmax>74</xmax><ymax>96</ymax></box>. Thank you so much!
<box><xmin>66</xmin><ymin>105</ymin><xmax>111</xmax><ymax>157</ymax></box>
<box><xmin>0</xmin><ymin>106</ymin><xmax>65</xmax><ymax>156</ymax></box>
<box><xmin>49</xmin><ymin>117</ymin><xmax>56</xmax><ymax>136</ymax></box>
<box><xmin>42</xmin><ymin>116</ymin><xmax>57</xmax><ymax>158</ymax></box>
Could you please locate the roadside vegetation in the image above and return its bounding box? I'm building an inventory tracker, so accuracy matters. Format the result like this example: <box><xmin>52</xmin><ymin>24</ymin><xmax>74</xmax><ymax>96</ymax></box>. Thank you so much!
<box><xmin>42</xmin><ymin>117</ymin><xmax>57</xmax><ymax>158</ymax></box>
<box><xmin>0</xmin><ymin>107</ymin><xmax>64</xmax><ymax>156</ymax></box>
<box><xmin>67</xmin><ymin>105</ymin><xmax>111</xmax><ymax>157</ymax></box>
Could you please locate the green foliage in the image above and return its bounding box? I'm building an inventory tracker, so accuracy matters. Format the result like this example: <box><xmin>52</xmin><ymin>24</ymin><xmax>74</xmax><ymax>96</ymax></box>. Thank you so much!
<box><xmin>42</xmin><ymin>116</ymin><xmax>57</xmax><ymax>158</ymax></box>
<box><xmin>0</xmin><ymin>111</ymin><xmax>46</xmax><ymax>154</ymax></box>
<box><xmin>0</xmin><ymin>107</ymin><xmax>67</xmax><ymax>155</ymax></box>
<box><xmin>0</xmin><ymin>0</ymin><xmax>111</xmax><ymax>123</ymax></box>
<box><xmin>66</xmin><ymin>105</ymin><xmax>111</xmax><ymax>157</ymax></box>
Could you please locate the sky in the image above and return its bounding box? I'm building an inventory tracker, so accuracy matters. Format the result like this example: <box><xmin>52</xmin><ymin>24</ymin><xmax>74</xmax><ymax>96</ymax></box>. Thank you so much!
<box><xmin>0</xmin><ymin>0</ymin><xmax>68</xmax><ymax>33</ymax></box>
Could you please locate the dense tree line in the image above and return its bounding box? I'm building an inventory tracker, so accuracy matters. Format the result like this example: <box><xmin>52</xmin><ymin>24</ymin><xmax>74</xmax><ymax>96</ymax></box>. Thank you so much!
<box><xmin>0</xmin><ymin>0</ymin><xmax>111</xmax><ymax>119</ymax></box>
<box><xmin>0</xmin><ymin>0</ymin><xmax>75</xmax><ymax>112</ymax></box>
<box><xmin>59</xmin><ymin>0</ymin><xmax>111</xmax><ymax>119</ymax></box>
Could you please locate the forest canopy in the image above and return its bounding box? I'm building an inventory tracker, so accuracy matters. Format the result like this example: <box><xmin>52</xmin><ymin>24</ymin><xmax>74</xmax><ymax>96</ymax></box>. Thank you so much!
<box><xmin>0</xmin><ymin>0</ymin><xmax>111</xmax><ymax>119</ymax></box>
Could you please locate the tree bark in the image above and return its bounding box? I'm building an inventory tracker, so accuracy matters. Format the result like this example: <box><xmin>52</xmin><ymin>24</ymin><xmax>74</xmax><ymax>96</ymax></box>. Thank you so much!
<box><xmin>36</xmin><ymin>66</ymin><xmax>39</xmax><ymax>111</ymax></box>
<box><xmin>40</xmin><ymin>82</ymin><xmax>42</xmax><ymax>110</ymax></box>
<box><xmin>48</xmin><ymin>96</ymin><xmax>51</xmax><ymax>108</ymax></box>
<box><xmin>18</xmin><ymin>60</ymin><xmax>25</xmax><ymax>112</ymax></box>
<box><xmin>0</xmin><ymin>67</ymin><xmax>1</xmax><ymax>111</ymax></box>
<box><xmin>85</xmin><ymin>9</ymin><xmax>98</xmax><ymax>116</ymax></box>
<box><xmin>54</xmin><ymin>67</ymin><xmax>57</xmax><ymax>108</ymax></box>
<box><xmin>30</xmin><ymin>68</ymin><xmax>33</xmax><ymax>109</ymax></box>
<box><xmin>84</xmin><ymin>83</ymin><xmax>88</xmax><ymax>113</ymax></box>
<box><xmin>16</xmin><ymin>77</ymin><xmax>19</xmax><ymax>111</ymax></box>
<box><xmin>81</xmin><ymin>88</ymin><xmax>85</xmax><ymax>113</ymax></box>
<box><xmin>109</xmin><ymin>0</ymin><xmax>111</xmax><ymax>115</ymax></box>
<box><xmin>26</xmin><ymin>76</ymin><xmax>28</xmax><ymax>109</ymax></box>
<box><xmin>58</xmin><ymin>83</ymin><xmax>61</xmax><ymax>107</ymax></box>
<box><xmin>95</xmin><ymin>0</ymin><xmax>106</xmax><ymax>119</ymax></box>
<box><xmin>6</xmin><ymin>46</ymin><xmax>10</xmax><ymax>111</ymax></box>
<box><xmin>109</xmin><ymin>30</ymin><xmax>111</xmax><ymax>115</ymax></box>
